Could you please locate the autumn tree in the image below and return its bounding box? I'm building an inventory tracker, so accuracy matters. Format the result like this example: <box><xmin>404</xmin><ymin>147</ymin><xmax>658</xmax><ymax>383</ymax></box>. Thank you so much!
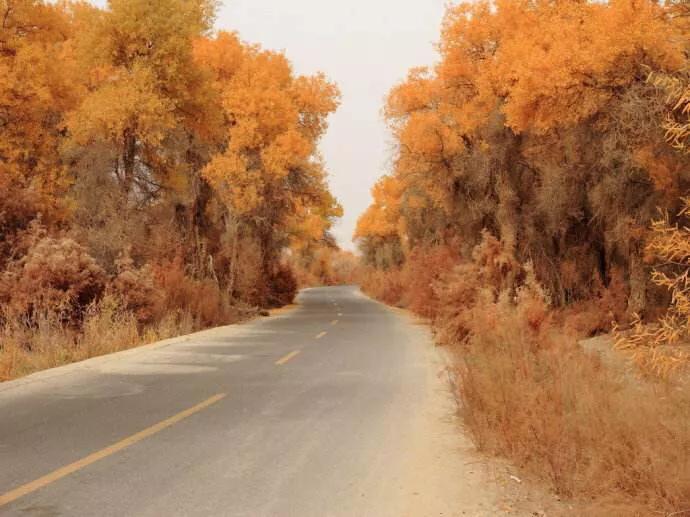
<box><xmin>198</xmin><ymin>32</ymin><xmax>342</xmax><ymax>302</ymax></box>
<box><xmin>65</xmin><ymin>0</ymin><xmax>217</xmax><ymax>196</ymax></box>
<box><xmin>0</xmin><ymin>0</ymin><xmax>77</xmax><ymax>264</ymax></box>
<box><xmin>355</xmin><ymin>175</ymin><xmax>406</xmax><ymax>269</ymax></box>
<box><xmin>357</xmin><ymin>0</ymin><xmax>690</xmax><ymax>317</ymax></box>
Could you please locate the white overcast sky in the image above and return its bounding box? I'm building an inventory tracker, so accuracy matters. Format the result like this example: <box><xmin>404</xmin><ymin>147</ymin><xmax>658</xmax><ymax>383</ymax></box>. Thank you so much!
<box><xmin>219</xmin><ymin>1</ymin><xmax>447</xmax><ymax>250</ymax></box>
<box><xmin>92</xmin><ymin>0</ymin><xmax>447</xmax><ymax>249</ymax></box>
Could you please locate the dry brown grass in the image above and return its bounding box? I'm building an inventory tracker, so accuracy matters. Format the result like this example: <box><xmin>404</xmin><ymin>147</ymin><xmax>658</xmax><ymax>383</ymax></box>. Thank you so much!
<box><xmin>0</xmin><ymin>288</ymin><xmax>243</xmax><ymax>382</ymax></box>
<box><xmin>1</xmin><ymin>296</ymin><xmax>182</xmax><ymax>382</ymax></box>
<box><xmin>358</xmin><ymin>266</ymin><xmax>406</xmax><ymax>306</ymax></box>
<box><xmin>445</xmin><ymin>278</ymin><xmax>690</xmax><ymax>515</ymax></box>
<box><xmin>1</xmin><ymin>296</ymin><xmax>136</xmax><ymax>381</ymax></box>
<box><xmin>457</xmin><ymin>308</ymin><xmax>690</xmax><ymax>513</ymax></box>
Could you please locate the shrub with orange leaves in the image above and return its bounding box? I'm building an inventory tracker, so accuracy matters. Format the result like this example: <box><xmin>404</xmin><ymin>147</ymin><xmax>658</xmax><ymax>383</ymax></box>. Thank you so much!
<box><xmin>266</xmin><ymin>264</ymin><xmax>298</xmax><ymax>308</ymax></box>
<box><xmin>110</xmin><ymin>251</ymin><xmax>163</xmax><ymax>325</ymax></box>
<box><xmin>0</xmin><ymin>235</ymin><xmax>107</xmax><ymax>324</ymax></box>
<box><xmin>151</xmin><ymin>257</ymin><xmax>234</xmax><ymax>327</ymax></box>
<box><xmin>400</xmin><ymin>244</ymin><xmax>459</xmax><ymax>319</ymax></box>
<box><xmin>358</xmin><ymin>267</ymin><xmax>406</xmax><ymax>307</ymax></box>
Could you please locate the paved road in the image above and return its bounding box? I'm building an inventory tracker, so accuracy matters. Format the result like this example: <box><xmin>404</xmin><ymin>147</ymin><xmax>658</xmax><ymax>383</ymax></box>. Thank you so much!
<box><xmin>0</xmin><ymin>286</ymin><xmax>501</xmax><ymax>516</ymax></box>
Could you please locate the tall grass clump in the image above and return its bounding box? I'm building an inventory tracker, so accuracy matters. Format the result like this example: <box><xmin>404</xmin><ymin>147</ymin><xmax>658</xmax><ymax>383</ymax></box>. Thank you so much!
<box><xmin>438</xmin><ymin>238</ymin><xmax>690</xmax><ymax>515</ymax></box>
<box><xmin>455</xmin><ymin>294</ymin><xmax>690</xmax><ymax>514</ymax></box>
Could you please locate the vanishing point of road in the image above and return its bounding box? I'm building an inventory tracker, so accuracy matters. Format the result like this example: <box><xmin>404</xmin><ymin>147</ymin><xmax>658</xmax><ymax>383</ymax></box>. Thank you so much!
<box><xmin>0</xmin><ymin>286</ymin><xmax>510</xmax><ymax>516</ymax></box>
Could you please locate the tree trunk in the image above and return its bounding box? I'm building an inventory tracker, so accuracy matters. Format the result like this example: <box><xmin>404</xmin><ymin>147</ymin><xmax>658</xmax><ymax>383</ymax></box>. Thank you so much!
<box><xmin>227</xmin><ymin>216</ymin><xmax>239</xmax><ymax>298</ymax></box>
<box><xmin>122</xmin><ymin>127</ymin><xmax>137</xmax><ymax>194</ymax></box>
<box><xmin>628</xmin><ymin>246</ymin><xmax>647</xmax><ymax>317</ymax></box>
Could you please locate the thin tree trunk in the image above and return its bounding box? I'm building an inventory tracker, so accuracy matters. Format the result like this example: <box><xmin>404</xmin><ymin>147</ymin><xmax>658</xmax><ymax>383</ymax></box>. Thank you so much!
<box><xmin>628</xmin><ymin>245</ymin><xmax>647</xmax><ymax>317</ymax></box>
<box><xmin>122</xmin><ymin>127</ymin><xmax>136</xmax><ymax>194</ymax></box>
<box><xmin>227</xmin><ymin>216</ymin><xmax>239</xmax><ymax>298</ymax></box>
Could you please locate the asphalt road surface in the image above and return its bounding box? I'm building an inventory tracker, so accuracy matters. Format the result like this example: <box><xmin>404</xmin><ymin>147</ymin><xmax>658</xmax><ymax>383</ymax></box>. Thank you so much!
<box><xmin>0</xmin><ymin>286</ymin><xmax>508</xmax><ymax>517</ymax></box>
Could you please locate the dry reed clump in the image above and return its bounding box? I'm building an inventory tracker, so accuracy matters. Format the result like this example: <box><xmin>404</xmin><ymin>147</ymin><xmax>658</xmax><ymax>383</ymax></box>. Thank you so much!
<box><xmin>0</xmin><ymin>292</ymin><xmax>214</xmax><ymax>382</ymax></box>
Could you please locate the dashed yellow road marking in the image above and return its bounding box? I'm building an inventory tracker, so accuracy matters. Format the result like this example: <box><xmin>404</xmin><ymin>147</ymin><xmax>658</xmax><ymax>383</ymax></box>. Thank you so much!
<box><xmin>0</xmin><ymin>393</ymin><xmax>226</xmax><ymax>508</ymax></box>
<box><xmin>337</xmin><ymin>313</ymin><xmax>343</xmax><ymax>317</ymax></box>
<box><xmin>315</xmin><ymin>331</ymin><xmax>327</xmax><ymax>340</ymax></box>
<box><xmin>275</xmin><ymin>350</ymin><xmax>301</xmax><ymax>366</ymax></box>
<box><xmin>331</xmin><ymin>320</ymin><xmax>339</xmax><ymax>326</ymax></box>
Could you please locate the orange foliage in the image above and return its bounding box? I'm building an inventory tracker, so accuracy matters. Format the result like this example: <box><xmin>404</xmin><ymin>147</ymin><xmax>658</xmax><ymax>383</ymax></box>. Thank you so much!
<box><xmin>198</xmin><ymin>32</ymin><xmax>342</xmax><ymax>268</ymax></box>
<box><xmin>357</xmin><ymin>0</ymin><xmax>690</xmax><ymax>316</ymax></box>
<box><xmin>290</xmin><ymin>245</ymin><xmax>360</xmax><ymax>288</ymax></box>
<box><xmin>0</xmin><ymin>0</ymin><xmax>342</xmax><ymax>377</ymax></box>
<box><xmin>0</xmin><ymin>232</ymin><xmax>106</xmax><ymax>324</ymax></box>
<box><xmin>400</xmin><ymin>245</ymin><xmax>458</xmax><ymax>319</ymax></box>
<box><xmin>0</xmin><ymin>0</ymin><xmax>75</xmax><ymax>256</ymax></box>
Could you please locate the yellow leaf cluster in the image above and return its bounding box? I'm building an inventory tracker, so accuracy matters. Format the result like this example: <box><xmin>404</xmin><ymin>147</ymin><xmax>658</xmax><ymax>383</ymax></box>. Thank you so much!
<box><xmin>199</xmin><ymin>32</ymin><xmax>341</xmax><ymax>241</ymax></box>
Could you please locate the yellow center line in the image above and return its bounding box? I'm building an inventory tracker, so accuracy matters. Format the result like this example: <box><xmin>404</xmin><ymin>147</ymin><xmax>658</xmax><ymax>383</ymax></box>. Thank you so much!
<box><xmin>0</xmin><ymin>393</ymin><xmax>226</xmax><ymax>508</ymax></box>
<box><xmin>331</xmin><ymin>320</ymin><xmax>339</xmax><ymax>326</ymax></box>
<box><xmin>315</xmin><ymin>331</ymin><xmax>327</xmax><ymax>340</ymax></box>
<box><xmin>275</xmin><ymin>350</ymin><xmax>300</xmax><ymax>366</ymax></box>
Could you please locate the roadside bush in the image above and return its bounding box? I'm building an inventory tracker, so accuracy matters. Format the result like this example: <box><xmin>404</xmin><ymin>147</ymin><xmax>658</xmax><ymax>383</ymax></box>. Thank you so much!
<box><xmin>0</xmin><ymin>235</ymin><xmax>107</xmax><ymax>324</ymax></box>
<box><xmin>359</xmin><ymin>266</ymin><xmax>405</xmax><ymax>306</ymax></box>
<box><xmin>434</xmin><ymin>233</ymin><xmax>521</xmax><ymax>344</ymax></box>
<box><xmin>267</xmin><ymin>264</ymin><xmax>298</xmax><ymax>307</ymax></box>
<box><xmin>152</xmin><ymin>257</ymin><xmax>239</xmax><ymax>327</ymax></box>
<box><xmin>231</xmin><ymin>236</ymin><xmax>265</xmax><ymax>305</ymax></box>
<box><xmin>110</xmin><ymin>251</ymin><xmax>163</xmax><ymax>324</ymax></box>
<box><xmin>401</xmin><ymin>244</ymin><xmax>458</xmax><ymax>318</ymax></box>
